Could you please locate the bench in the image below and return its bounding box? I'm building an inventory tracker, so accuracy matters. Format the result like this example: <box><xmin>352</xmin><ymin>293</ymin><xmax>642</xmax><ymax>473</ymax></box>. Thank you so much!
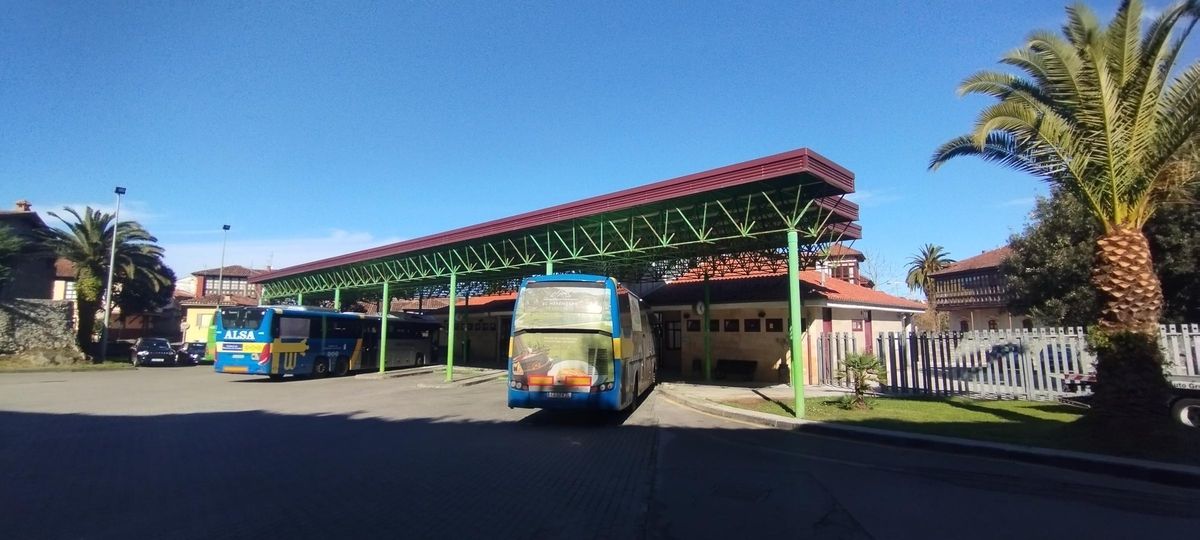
<box><xmin>715</xmin><ymin>359</ymin><xmax>758</xmax><ymax>382</ymax></box>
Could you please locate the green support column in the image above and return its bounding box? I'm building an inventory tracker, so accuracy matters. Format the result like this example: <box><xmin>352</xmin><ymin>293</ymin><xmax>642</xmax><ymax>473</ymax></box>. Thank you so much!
<box><xmin>463</xmin><ymin>291</ymin><xmax>471</xmax><ymax>367</ymax></box>
<box><xmin>296</xmin><ymin>292</ymin><xmax>304</xmax><ymax>306</ymax></box>
<box><xmin>787</xmin><ymin>229</ymin><xmax>806</xmax><ymax>418</ymax></box>
<box><xmin>445</xmin><ymin>272</ymin><xmax>457</xmax><ymax>382</ymax></box>
<box><xmin>378</xmin><ymin>282</ymin><xmax>390</xmax><ymax>374</ymax></box>
<box><xmin>333</xmin><ymin>288</ymin><xmax>341</xmax><ymax>312</ymax></box>
<box><xmin>703</xmin><ymin>274</ymin><xmax>712</xmax><ymax>381</ymax></box>
<box><xmin>546</xmin><ymin>259</ymin><xmax>554</xmax><ymax>274</ymax></box>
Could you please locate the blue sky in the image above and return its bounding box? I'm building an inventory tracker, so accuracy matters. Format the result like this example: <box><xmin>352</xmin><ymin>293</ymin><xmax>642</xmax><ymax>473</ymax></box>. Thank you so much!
<box><xmin>2</xmin><ymin>1</ymin><xmax>1194</xmax><ymax>298</ymax></box>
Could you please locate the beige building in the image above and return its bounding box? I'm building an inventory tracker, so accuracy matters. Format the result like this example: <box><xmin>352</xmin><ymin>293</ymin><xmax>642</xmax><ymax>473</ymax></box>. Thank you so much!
<box><xmin>178</xmin><ymin>265</ymin><xmax>265</xmax><ymax>344</ymax></box>
<box><xmin>423</xmin><ymin>269</ymin><xmax>924</xmax><ymax>385</ymax></box>
<box><xmin>642</xmin><ymin>271</ymin><xmax>924</xmax><ymax>384</ymax></box>
<box><xmin>929</xmin><ymin>246</ymin><xmax>1032</xmax><ymax>331</ymax></box>
<box><xmin>0</xmin><ymin>200</ymin><xmax>57</xmax><ymax>300</ymax></box>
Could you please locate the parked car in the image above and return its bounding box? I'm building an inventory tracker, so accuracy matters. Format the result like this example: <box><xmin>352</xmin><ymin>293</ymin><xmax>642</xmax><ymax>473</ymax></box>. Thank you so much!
<box><xmin>177</xmin><ymin>342</ymin><xmax>208</xmax><ymax>365</ymax></box>
<box><xmin>131</xmin><ymin>338</ymin><xmax>179</xmax><ymax>366</ymax></box>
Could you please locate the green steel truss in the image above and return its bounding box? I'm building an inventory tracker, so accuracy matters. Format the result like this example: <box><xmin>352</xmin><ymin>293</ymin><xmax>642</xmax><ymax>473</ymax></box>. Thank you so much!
<box><xmin>261</xmin><ymin>184</ymin><xmax>853</xmax><ymax>301</ymax></box>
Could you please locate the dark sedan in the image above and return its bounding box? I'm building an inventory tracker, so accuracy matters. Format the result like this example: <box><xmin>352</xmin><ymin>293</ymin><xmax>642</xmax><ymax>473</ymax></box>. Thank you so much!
<box><xmin>131</xmin><ymin>338</ymin><xmax>179</xmax><ymax>366</ymax></box>
<box><xmin>177</xmin><ymin>342</ymin><xmax>208</xmax><ymax>365</ymax></box>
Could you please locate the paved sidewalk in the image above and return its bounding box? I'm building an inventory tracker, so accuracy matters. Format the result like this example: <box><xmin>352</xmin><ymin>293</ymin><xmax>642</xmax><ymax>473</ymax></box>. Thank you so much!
<box><xmin>658</xmin><ymin>381</ymin><xmax>850</xmax><ymax>403</ymax></box>
<box><xmin>657</xmin><ymin>382</ymin><xmax>1200</xmax><ymax>488</ymax></box>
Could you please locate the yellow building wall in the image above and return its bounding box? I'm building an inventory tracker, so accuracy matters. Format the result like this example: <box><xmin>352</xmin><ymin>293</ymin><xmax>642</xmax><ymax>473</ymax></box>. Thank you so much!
<box><xmin>675</xmin><ymin>305</ymin><xmax>911</xmax><ymax>385</ymax></box>
<box><xmin>183</xmin><ymin>307</ymin><xmax>216</xmax><ymax>343</ymax></box>
<box><xmin>677</xmin><ymin>305</ymin><xmax>824</xmax><ymax>384</ymax></box>
<box><xmin>51</xmin><ymin>280</ymin><xmax>69</xmax><ymax>300</ymax></box>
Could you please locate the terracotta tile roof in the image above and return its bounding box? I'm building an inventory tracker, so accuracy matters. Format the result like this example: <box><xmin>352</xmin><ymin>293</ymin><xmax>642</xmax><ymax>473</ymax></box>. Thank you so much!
<box><xmin>826</xmin><ymin>242</ymin><xmax>864</xmax><ymax>260</ymax></box>
<box><xmin>54</xmin><ymin>258</ymin><xmax>76</xmax><ymax>279</ymax></box>
<box><xmin>390</xmin><ymin>297</ymin><xmax>451</xmax><ymax>312</ymax></box>
<box><xmin>423</xmin><ymin>294</ymin><xmax>517</xmax><ymax>316</ymax></box>
<box><xmin>651</xmin><ymin>270</ymin><xmax>925</xmax><ymax>311</ymax></box>
<box><xmin>191</xmin><ymin>265</ymin><xmax>265</xmax><ymax>278</ymax></box>
<box><xmin>930</xmin><ymin>246</ymin><xmax>1013</xmax><ymax>276</ymax></box>
<box><xmin>798</xmin><ymin>271</ymin><xmax>926</xmax><ymax>310</ymax></box>
<box><xmin>179</xmin><ymin>294</ymin><xmax>259</xmax><ymax>307</ymax></box>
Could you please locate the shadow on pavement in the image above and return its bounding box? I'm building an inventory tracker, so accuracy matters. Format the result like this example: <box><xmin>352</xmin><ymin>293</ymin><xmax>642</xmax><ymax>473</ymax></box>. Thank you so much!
<box><xmin>0</xmin><ymin>402</ymin><xmax>1196</xmax><ymax>540</ymax></box>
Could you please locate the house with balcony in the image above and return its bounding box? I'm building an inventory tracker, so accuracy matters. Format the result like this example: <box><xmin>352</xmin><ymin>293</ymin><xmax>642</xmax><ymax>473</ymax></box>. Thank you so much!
<box><xmin>929</xmin><ymin>246</ymin><xmax>1032</xmax><ymax>331</ymax></box>
<box><xmin>179</xmin><ymin>265</ymin><xmax>265</xmax><ymax>344</ymax></box>
<box><xmin>0</xmin><ymin>200</ymin><xmax>57</xmax><ymax>300</ymax></box>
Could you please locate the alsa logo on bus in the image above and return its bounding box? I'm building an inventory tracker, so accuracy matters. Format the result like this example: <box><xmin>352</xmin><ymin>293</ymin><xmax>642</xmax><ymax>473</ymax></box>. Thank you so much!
<box><xmin>223</xmin><ymin>329</ymin><xmax>257</xmax><ymax>340</ymax></box>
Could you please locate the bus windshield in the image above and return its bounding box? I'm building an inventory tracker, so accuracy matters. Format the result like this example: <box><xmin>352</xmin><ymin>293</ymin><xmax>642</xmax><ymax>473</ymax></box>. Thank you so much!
<box><xmin>513</xmin><ymin>282</ymin><xmax>612</xmax><ymax>334</ymax></box>
<box><xmin>219</xmin><ymin>308</ymin><xmax>267</xmax><ymax>331</ymax></box>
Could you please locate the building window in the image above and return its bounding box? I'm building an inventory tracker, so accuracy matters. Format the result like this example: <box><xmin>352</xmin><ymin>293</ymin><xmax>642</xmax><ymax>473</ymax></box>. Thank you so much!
<box><xmin>987</xmin><ymin>319</ymin><xmax>998</xmax><ymax>330</ymax></box>
<box><xmin>64</xmin><ymin>281</ymin><xmax>77</xmax><ymax>300</ymax></box>
<box><xmin>665</xmin><ymin>321</ymin><xmax>681</xmax><ymax>350</ymax></box>
<box><xmin>959</xmin><ymin>320</ymin><xmax>969</xmax><ymax>332</ymax></box>
<box><xmin>744</xmin><ymin>319</ymin><xmax>761</xmax><ymax>332</ymax></box>
<box><xmin>686</xmin><ymin>319</ymin><xmax>700</xmax><ymax>332</ymax></box>
<box><xmin>1022</xmin><ymin>319</ymin><xmax>1034</xmax><ymax>330</ymax></box>
<box><xmin>723</xmin><ymin>319</ymin><xmax>740</xmax><ymax>332</ymax></box>
<box><xmin>204</xmin><ymin>277</ymin><xmax>250</xmax><ymax>296</ymax></box>
<box><xmin>198</xmin><ymin>314</ymin><xmax>212</xmax><ymax>328</ymax></box>
<box><xmin>765</xmin><ymin>318</ymin><xmax>783</xmax><ymax>332</ymax></box>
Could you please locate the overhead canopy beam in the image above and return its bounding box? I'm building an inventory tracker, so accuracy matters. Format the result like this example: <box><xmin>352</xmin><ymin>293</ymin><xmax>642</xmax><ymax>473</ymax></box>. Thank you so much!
<box><xmin>253</xmin><ymin>148</ymin><xmax>860</xmax><ymax>299</ymax></box>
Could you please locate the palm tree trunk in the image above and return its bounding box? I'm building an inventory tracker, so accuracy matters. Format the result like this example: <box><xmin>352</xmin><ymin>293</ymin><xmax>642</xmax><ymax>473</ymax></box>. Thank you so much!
<box><xmin>1092</xmin><ymin>226</ymin><xmax>1164</xmax><ymax>332</ymax></box>
<box><xmin>74</xmin><ymin>297</ymin><xmax>98</xmax><ymax>358</ymax></box>
<box><xmin>1089</xmin><ymin>226</ymin><xmax>1170</xmax><ymax>416</ymax></box>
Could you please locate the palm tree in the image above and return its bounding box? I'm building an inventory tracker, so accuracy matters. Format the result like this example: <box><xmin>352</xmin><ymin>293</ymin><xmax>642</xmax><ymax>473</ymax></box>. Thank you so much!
<box><xmin>905</xmin><ymin>244</ymin><xmax>955</xmax><ymax>306</ymax></box>
<box><xmin>930</xmin><ymin>0</ymin><xmax>1199</xmax><ymax>414</ymax></box>
<box><xmin>40</xmin><ymin>207</ymin><xmax>172</xmax><ymax>354</ymax></box>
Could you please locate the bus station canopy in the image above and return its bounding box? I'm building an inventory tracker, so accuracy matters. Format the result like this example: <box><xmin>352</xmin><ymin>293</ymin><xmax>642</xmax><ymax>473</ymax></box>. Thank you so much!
<box><xmin>250</xmin><ymin>148</ymin><xmax>861</xmax><ymax>301</ymax></box>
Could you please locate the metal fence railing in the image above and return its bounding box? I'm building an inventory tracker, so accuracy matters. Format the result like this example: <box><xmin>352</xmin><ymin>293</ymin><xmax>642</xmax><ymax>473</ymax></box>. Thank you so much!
<box><xmin>815</xmin><ymin>324</ymin><xmax>1200</xmax><ymax>401</ymax></box>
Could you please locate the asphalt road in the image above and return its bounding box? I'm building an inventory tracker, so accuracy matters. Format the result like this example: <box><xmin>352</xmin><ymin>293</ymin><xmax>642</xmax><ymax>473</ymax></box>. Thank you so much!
<box><xmin>0</xmin><ymin>367</ymin><xmax>1197</xmax><ymax>539</ymax></box>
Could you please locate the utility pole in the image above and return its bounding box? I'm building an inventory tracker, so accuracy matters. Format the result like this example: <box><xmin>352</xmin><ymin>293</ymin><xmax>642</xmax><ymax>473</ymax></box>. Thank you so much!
<box><xmin>98</xmin><ymin>186</ymin><xmax>125</xmax><ymax>362</ymax></box>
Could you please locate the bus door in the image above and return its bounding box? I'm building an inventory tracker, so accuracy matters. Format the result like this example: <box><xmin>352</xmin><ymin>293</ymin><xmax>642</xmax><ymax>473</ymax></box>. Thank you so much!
<box><xmin>499</xmin><ymin>317</ymin><xmax>512</xmax><ymax>368</ymax></box>
<box><xmin>362</xmin><ymin>321</ymin><xmax>380</xmax><ymax>369</ymax></box>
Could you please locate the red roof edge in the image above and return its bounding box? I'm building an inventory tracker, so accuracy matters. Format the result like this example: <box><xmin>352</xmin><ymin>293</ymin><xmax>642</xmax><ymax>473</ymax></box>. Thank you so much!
<box><xmin>252</xmin><ymin>148</ymin><xmax>856</xmax><ymax>283</ymax></box>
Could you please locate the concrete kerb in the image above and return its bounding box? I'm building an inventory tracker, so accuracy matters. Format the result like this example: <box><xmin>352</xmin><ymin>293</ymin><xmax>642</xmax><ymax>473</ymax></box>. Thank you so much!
<box><xmin>416</xmin><ymin>368</ymin><xmax>507</xmax><ymax>389</ymax></box>
<box><xmin>354</xmin><ymin>365</ymin><xmax>444</xmax><ymax>380</ymax></box>
<box><xmin>655</xmin><ymin>383</ymin><xmax>1200</xmax><ymax>489</ymax></box>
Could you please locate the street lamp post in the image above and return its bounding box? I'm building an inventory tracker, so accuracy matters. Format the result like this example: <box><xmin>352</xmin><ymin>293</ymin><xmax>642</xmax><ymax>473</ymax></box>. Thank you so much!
<box><xmin>98</xmin><ymin>186</ymin><xmax>126</xmax><ymax>362</ymax></box>
<box><xmin>214</xmin><ymin>224</ymin><xmax>230</xmax><ymax>323</ymax></box>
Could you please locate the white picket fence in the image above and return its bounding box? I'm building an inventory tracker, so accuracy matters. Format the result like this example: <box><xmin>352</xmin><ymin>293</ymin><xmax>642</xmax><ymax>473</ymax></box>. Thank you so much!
<box><xmin>816</xmin><ymin>324</ymin><xmax>1200</xmax><ymax>400</ymax></box>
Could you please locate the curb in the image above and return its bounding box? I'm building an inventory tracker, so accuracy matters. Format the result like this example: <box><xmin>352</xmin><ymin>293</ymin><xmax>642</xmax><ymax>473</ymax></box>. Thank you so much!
<box><xmin>417</xmin><ymin>370</ymin><xmax>507</xmax><ymax>389</ymax></box>
<box><xmin>656</xmin><ymin>384</ymin><xmax>1200</xmax><ymax>488</ymax></box>
<box><xmin>354</xmin><ymin>365</ymin><xmax>444</xmax><ymax>380</ymax></box>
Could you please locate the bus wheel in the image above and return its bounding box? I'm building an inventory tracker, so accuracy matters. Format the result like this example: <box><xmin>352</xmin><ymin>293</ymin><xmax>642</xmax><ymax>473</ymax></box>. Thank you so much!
<box><xmin>313</xmin><ymin>357</ymin><xmax>330</xmax><ymax>378</ymax></box>
<box><xmin>268</xmin><ymin>373</ymin><xmax>284</xmax><ymax>382</ymax></box>
<box><xmin>332</xmin><ymin>357</ymin><xmax>348</xmax><ymax>377</ymax></box>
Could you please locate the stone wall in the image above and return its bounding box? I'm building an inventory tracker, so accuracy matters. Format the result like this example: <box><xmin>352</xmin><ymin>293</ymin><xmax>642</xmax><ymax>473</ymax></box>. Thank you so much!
<box><xmin>0</xmin><ymin>299</ymin><xmax>86</xmax><ymax>365</ymax></box>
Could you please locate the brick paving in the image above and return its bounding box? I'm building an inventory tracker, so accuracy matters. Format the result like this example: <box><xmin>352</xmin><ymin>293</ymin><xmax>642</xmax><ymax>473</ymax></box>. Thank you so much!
<box><xmin>0</xmin><ymin>367</ymin><xmax>1197</xmax><ymax>539</ymax></box>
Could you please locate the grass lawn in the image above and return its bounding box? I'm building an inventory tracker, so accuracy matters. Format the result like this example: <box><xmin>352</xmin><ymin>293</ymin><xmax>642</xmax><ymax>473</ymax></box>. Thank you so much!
<box><xmin>723</xmin><ymin>395</ymin><xmax>1200</xmax><ymax>467</ymax></box>
<box><xmin>0</xmin><ymin>358</ymin><xmax>135</xmax><ymax>373</ymax></box>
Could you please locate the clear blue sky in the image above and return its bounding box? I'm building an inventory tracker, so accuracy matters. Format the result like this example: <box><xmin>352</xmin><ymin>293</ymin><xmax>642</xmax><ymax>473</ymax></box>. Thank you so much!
<box><xmin>2</xmin><ymin>1</ymin><xmax>1193</xmax><ymax>297</ymax></box>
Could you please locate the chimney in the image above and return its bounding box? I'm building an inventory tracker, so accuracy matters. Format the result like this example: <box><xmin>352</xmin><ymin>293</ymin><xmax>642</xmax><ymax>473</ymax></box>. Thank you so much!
<box><xmin>14</xmin><ymin>200</ymin><xmax>31</xmax><ymax>212</ymax></box>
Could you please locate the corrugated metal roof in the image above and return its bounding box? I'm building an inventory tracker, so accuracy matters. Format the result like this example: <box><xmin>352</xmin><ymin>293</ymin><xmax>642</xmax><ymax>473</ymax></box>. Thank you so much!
<box><xmin>252</xmin><ymin>148</ymin><xmax>856</xmax><ymax>284</ymax></box>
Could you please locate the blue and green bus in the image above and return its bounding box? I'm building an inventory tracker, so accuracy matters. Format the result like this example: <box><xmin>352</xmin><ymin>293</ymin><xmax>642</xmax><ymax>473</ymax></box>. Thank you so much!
<box><xmin>507</xmin><ymin>274</ymin><xmax>657</xmax><ymax>411</ymax></box>
<box><xmin>214</xmin><ymin>306</ymin><xmax>439</xmax><ymax>380</ymax></box>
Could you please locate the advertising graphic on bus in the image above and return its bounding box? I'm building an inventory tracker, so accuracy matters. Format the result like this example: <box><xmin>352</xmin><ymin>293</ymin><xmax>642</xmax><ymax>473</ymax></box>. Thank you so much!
<box><xmin>508</xmin><ymin>274</ymin><xmax>656</xmax><ymax>411</ymax></box>
<box><xmin>213</xmin><ymin>306</ymin><xmax>439</xmax><ymax>380</ymax></box>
